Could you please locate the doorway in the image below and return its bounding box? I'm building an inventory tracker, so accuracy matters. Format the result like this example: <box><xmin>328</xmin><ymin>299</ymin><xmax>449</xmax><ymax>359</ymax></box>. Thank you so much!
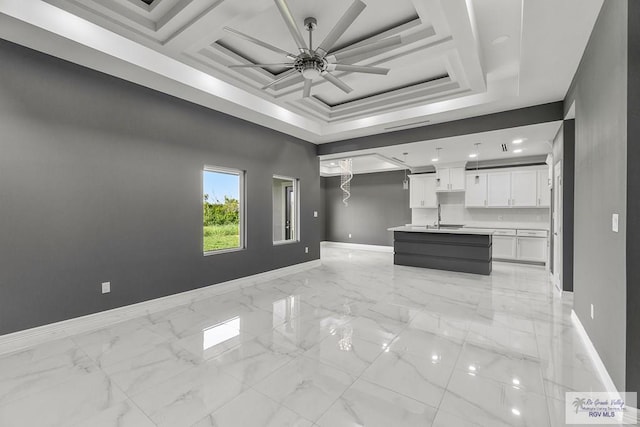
<box><xmin>553</xmin><ymin>160</ymin><xmax>563</xmax><ymax>291</ymax></box>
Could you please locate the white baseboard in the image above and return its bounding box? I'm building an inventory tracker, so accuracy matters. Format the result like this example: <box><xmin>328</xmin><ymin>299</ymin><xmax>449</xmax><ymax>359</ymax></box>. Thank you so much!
<box><xmin>321</xmin><ymin>241</ymin><xmax>393</xmax><ymax>253</ymax></box>
<box><xmin>571</xmin><ymin>310</ymin><xmax>638</xmax><ymax>418</ymax></box>
<box><xmin>571</xmin><ymin>310</ymin><xmax>619</xmax><ymax>394</ymax></box>
<box><xmin>0</xmin><ymin>259</ymin><xmax>321</xmax><ymax>356</ymax></box>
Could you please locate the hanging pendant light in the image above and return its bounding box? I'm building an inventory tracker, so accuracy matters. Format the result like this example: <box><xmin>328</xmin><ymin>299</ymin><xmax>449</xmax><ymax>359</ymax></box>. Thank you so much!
<box><xmin>433</xmin><ymin>148</ymin><xmax>442</xmax><ymax>186</ymax></box>
<box><xmin>402</xmin><ymin>152</ymin><xmax>409</xmax><ymax>190</ymax></box>
<box><xmin>473</xmin><ymin>143</ymin><xmax>481</xmax><ymax>183</ymax></box>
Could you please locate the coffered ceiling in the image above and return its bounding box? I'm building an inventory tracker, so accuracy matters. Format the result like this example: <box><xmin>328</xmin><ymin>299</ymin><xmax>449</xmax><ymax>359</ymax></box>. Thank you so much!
<box><xmin>0</xmin><ymin>0</ymin><xmax>603</xmax><ymax>143</ymax></box>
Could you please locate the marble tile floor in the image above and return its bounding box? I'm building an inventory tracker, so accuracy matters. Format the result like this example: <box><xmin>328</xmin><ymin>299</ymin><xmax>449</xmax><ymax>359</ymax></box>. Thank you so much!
<box><xmin>0</xmin><ymin>247</ymin><xmax>611</xmax><ymax>426</ymax></box>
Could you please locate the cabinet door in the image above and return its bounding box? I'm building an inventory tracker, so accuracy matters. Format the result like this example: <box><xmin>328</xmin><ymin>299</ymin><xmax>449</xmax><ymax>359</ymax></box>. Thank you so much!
<box><xmin>517</xmin><ymin>237</ymin><xmax>547</xmax><ymax>262</ymax></box>
<box><xmin>465</xmin><ymin>173</ymin><xmax>487</xmax><ymax>207</ymax></box>
<box><xmin>422</xmin><ymin>175</ymin><xmax>438</xmax><ymax>207</ymax></box>
<box><xmin>537</xmin><ymin>169</ymin><xmax>551</xmax><ymax>207</ymax></box>
<box><xmin>492</xmin><ymin>236</ymin><xmax>517</xmax><ymax>259</ymax></box>
<box><xmin>487</xmin><ymin>172</ymin><xmax>511</xmax><ymax>207</ymax></box>
<box><xmin>511</xmin><ymin>170</ymin><xmax>538</xmax><ymax>207</ymax></box>
<box><xmin>435</xmin><ymin>168</ymin><xmax>450</xmax><ymax>191</ymax></box>
<box><xmin>449</xmin><ymin>167</ymin><xmax>466</xmax><ymax>191</ymax></box>
<box><xmin>409</xmin><ymin>176</ymin><xmax>427</xmax><ymax>208</ymax></box>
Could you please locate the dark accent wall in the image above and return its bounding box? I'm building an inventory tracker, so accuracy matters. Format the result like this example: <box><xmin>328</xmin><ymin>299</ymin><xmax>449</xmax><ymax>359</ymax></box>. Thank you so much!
<box><xmin>0</xmin><ymin>40</ymin><xmax>321</xmax><ymax>335</ymax></box>
<box><xmin>317</xmin><ymin>102</ymin><xmax>564</xmax><ymax>155</ymax></box>
<box><xmin>566</xmin><ymin>1</ymin><xmax>627</xmax><ymax>391</ymax></box>
<box><xmin>626</xmin><ymin>0</ymin><xmax>640</xmax><ymax>396</ymax></box>
<box><xmin>562</xmin><ymin>120</ymin><xmax>575</xmax><ymax>292</ymax></box>
<box><xmin>322</xmin><ymin>171</ymin><xmax>410</xmax><ymax>246</ymax></box>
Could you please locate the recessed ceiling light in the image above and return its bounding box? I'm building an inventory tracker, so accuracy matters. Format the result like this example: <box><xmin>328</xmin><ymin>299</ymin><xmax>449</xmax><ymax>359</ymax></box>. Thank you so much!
<box><xmin>329</xmin><ymin>162</ymin><xmax>337</xmax><ymax>166</ymax></box>
<box><xmin>469</xmin><ymin>153</ymin><xmax>478</xmax><ymax>158</ymax></box>
<box><xmin>511</xmin><ymin>408</ymin><xmax>521</xmax><ymax>416</ymax></box>
<box><xmin>512</xmin><ymin>138</ymin><xmax>524</xmax><ymax>144</ymax></box>
<box><xmin>492</xmin><ymin>35</ymin><xmax>510</xmax><ymax>45</ymax></box>
<box><xmin>432</xmin><ymin>158</ymin><xmax>439</xmax><ymax>162</ymax></box>
<box><xmin>513</xmin><ymin>149</ymin><xmax>523</xmax><ymax>154</ymax></box>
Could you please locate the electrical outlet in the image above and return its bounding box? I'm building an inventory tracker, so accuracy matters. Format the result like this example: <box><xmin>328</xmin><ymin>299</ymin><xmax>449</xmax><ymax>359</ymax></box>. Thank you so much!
<box><xmin>612</xmin><ymin>214</ymin><xmax>619</xmax><ymax>232</ymax></box>
<box><xmin>313</xmin><ymin>211</ymin><xmax>318</xmax><ymax>218</ymax></box>
<box><xmin>101</xmin><ymin>282</ymin><xmax>111</xmax><ymax>294</ymax></box>
<box><xmin>348</xmin><ymin>233</ymin><xmax>352</xmax><ymax>239</ymax></box>
<box><xmin>305</xmin><ymin>247</ymin><xmax>309</xmax><ymax>254</ymax></box>
<box><xmin>591</xmin><ymin>304</ymin><xmax>594</xmax><ymax>320</ymax></box>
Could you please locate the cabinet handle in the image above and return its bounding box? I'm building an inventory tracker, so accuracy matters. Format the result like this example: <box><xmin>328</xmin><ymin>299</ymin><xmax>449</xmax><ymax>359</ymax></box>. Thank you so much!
<box><xmin>538</xmin><ymin>198</ymin><xmax>541</xmax><ymax>206</ymax></box>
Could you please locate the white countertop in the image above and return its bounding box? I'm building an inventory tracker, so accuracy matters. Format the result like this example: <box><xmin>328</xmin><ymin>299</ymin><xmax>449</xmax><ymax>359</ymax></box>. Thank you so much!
<box><xmin>407</xmin><ymin>222</ymin><xmax>549</xmax><ymax>231</ymax></box>
<box><xmin>388</xmin><ymin>226</ymin><xmax>493</xmax><ymax>235</ymax></box>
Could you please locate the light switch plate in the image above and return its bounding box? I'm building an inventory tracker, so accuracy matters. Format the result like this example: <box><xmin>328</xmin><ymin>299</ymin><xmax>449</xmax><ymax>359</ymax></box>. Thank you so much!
<box><xmin>313</xmin><ymin>211</ymin><xmax>318</xmax><ymax>218</ymax></box>
<box><xmin>101</xmin><ymin>282</ymin><xmax>111</xmax><ymax>294</ymax></box>
<box><xmin>612</xmin><ymin>214</ymin><xmax>619</xmax><ymax>232</ymax></box>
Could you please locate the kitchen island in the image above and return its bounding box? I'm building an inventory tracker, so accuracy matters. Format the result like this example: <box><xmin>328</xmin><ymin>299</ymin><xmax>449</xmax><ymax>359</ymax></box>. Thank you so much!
<box><xmin>388</xmin><ymin>226</ymin><xmax>493</xmax><ymax>275</ymax></box>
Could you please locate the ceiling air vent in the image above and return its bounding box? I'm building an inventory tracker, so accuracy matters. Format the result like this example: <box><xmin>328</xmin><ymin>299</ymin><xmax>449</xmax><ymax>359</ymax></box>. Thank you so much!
<box><xmin>501</xmin><ymin>143</ymin><xmax>509</xmax><ymax>152</ymax></box>
<box><xmin>391</xmin><ymin>157</ymin><xmax>406</xmax><ymax>163</ymax></box>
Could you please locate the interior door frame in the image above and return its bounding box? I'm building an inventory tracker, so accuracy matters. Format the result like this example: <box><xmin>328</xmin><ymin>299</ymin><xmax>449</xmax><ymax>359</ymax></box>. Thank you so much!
<box><xmin>553</xmin><ymin>160</ymin><xmax>563</xmax><ymax>291</ymax></box>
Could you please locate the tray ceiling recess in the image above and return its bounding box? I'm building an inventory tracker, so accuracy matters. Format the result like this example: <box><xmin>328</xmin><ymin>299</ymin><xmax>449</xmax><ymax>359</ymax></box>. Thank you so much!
<box><xmin>5</xmin><ymin>0</ymin><xmax>603</xmax><ymax>142</ymax></box>
<box><xmin>224</xmin><ymin>0</ymin><xmax>403</xmax><ymax>100</ymax></box>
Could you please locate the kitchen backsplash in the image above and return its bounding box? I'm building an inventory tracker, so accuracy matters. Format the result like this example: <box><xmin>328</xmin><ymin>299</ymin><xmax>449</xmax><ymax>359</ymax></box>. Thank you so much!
<box><xmin>411</xmin><ymin>192</ymin><xmax>550</xmax><ymax>227</ymax></box>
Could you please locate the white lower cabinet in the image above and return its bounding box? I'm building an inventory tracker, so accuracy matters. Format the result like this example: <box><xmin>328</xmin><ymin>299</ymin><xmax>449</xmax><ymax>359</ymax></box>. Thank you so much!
<box><xmin>488</xmin><ymin>229</ymin><xmax>547</xmax><ymax>264</ymax></box>
<box><xmin>515</xmin><ymin>230</ymin><xmax>548</xmax><ymax>262</ymax></box>
<box><xmin>493</xmin><ymin>235</ymin><xmax>517</xmax><ymax>259</ymax></box>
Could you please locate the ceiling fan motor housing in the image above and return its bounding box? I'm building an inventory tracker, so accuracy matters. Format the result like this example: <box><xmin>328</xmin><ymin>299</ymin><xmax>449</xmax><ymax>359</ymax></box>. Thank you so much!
<box><xmin>296</xmin><ymin>56</ymin><xmax>326</xmax><ymax>79</ymax></box>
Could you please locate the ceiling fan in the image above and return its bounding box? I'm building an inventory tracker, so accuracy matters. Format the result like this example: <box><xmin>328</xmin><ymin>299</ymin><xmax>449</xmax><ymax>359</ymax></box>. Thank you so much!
<box><xmin>224</xmin><ymin>0</ymin><xmax>402</xmax><ymax>98</ymax></box>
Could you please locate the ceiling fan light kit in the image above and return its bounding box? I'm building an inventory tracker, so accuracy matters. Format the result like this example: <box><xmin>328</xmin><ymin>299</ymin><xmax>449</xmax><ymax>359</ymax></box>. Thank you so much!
<box><xmin>225</xmin><ymin>0</ymin><xmax>401</xmax><ymax>98</ymax></box>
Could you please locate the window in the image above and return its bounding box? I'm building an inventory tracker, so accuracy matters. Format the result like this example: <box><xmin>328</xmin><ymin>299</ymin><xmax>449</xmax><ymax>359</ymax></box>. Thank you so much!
<box><xmin>203</xmin><ymin>168</ymin><xmax>244</xmax><ymax>254</ymax></box>
<box><xmin>272</xmin><ymin>176</ymin><xmax>299</xmax><ymax>244</ymax></box>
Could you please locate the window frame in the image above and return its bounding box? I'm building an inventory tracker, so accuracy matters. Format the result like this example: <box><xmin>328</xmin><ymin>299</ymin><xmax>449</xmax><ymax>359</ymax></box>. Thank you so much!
<box><xmin>272</xmin><ymin>175</ymin><xmax>300</xmax><ymax>246</ymax></box>
<box><xmin>202</xmin><ymin>166</ymin><xmax>246</xmax><ymax>256</ymax></box>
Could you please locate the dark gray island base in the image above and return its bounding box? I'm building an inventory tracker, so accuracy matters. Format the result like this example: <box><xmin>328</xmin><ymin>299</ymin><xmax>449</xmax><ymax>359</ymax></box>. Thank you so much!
<box><xmin>389</xmin><ymin>227</ymin><xmax>493</xmax><ymax>275</ymax></box>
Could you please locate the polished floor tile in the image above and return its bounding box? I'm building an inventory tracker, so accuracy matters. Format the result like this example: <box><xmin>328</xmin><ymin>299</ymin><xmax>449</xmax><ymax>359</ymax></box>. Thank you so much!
<box><xmin>316</xmin><ymin>378</ymin><xmax>437</xmax><ymax>427</ymax></box>
<box><xmin>0</xmin><ymin>247</ymin><xmax>609</xmax><ymax>426</ymax></box>
<box><xmin>253</xmin><ymin>355</ymin><xmax>356</xmax><ymax>421</ymax></box>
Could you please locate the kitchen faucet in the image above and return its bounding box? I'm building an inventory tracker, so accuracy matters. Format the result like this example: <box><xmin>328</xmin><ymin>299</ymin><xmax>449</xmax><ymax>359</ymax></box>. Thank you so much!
<box><xmin>436</xmin><ymin>203</ymin><xmax>441</xmax><ymax>229</ymax></box>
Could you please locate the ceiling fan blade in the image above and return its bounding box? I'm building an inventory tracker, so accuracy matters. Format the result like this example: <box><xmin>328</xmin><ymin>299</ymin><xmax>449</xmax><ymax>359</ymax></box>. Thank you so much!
<box><xmin>223</xmin><ymin>27</ymin><xmax>295</xmax><ymax>59</ymax></box>
<box><xmin>262</xmin><ymin>69</ymin><xmax>300</xmax><ymax>90</ymax></box>
<box><xmin>322</xmin><ymin>72</ymin><xmax>353</xmax><ymax>94</ymax></box>
<box><xmin>302</xmin><ymin>79</ymin><xmax>312</xmax><ymax>98</ymax></box>
<box><xmin>329</xmin><ymin>64</ymin><xmax>389</xmax><ymax>75</ymax></box>
<box><xmin>274</xmin><ymin>0</ymin><xmax>309</xmax><ymax>54</ymax></box>
<box><xmin>316</xmin><ymin>0</ymin><xmax>366</xmax><ymax>57</ymax></box>
<box><xmin>327</xmin><ymin>35</ymin><xmax>402</xmax><ymax>62</ymax></box>
<box><xmin>229</xmin><ymin>63</ymin><xmax>295</xmax><ymax>68</ymax></box>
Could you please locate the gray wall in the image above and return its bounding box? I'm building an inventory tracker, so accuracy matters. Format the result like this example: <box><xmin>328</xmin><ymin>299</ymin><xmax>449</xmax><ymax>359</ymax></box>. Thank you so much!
<box><xmin>551</xmin><ymin>120</ymin><xmax>575</xmax><ymax>292</ymax></box>
<box><xmin>317</xmin><ymin>102</ymin><xmax>564</xmax><ymax>156</ymax></box>
<box><xmin>562</xmin><ymin>120</ymin><xmax>575</xmax><ymax>293</ymax></box>
<box><xmin>566</xmin><ymin>1</ymin><xmax>628</xmax><ymax>390</ymax></box>
<box><xmin>626</xmin><ymin>0</ymin><xmax>640</xmax><ymax>395</ymax></box>
<box><xmin>322</xmin><ymin>171</ymin><xmax>410</xmax><ymax>246</ymax></box>
<box><xmin>0</xmin><ymin>40</ymin><xmax>321</xmax><ymax>335</ymax></box>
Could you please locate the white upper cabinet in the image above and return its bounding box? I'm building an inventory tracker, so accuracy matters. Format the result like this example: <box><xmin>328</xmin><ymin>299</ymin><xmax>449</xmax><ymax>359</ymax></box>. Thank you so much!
<box><xmin>465</xmin><ymin>173</ymin><xmax>487</xmax><ymax>207</ymax></box>
<box><xmin>511</xmin><ymin>170</ymin><xmax>538</xmax><ymax>207</ymax></box>
<box><xmin>474</xmin><ymin>166</ymin><xmax>550</xmax><ymax>209</ymax></box>
<box><xmin>487</xmin><ymin>172</ymin><xmax>511</xmax><ymax>207</ymax></box>
<box><xmin>537</xmin><ymin>169</ymin><xmax>551</xmax><ymax>207</ymax></box>
<box><xmin>435</xmin><ymin>167</ymin><xmax>465</xmax><ymax>192</ymax></box>
<box><xmin>409</xmin><ymin>175</ymin><xmax>437</xmax><ymax>208</ymax></box>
